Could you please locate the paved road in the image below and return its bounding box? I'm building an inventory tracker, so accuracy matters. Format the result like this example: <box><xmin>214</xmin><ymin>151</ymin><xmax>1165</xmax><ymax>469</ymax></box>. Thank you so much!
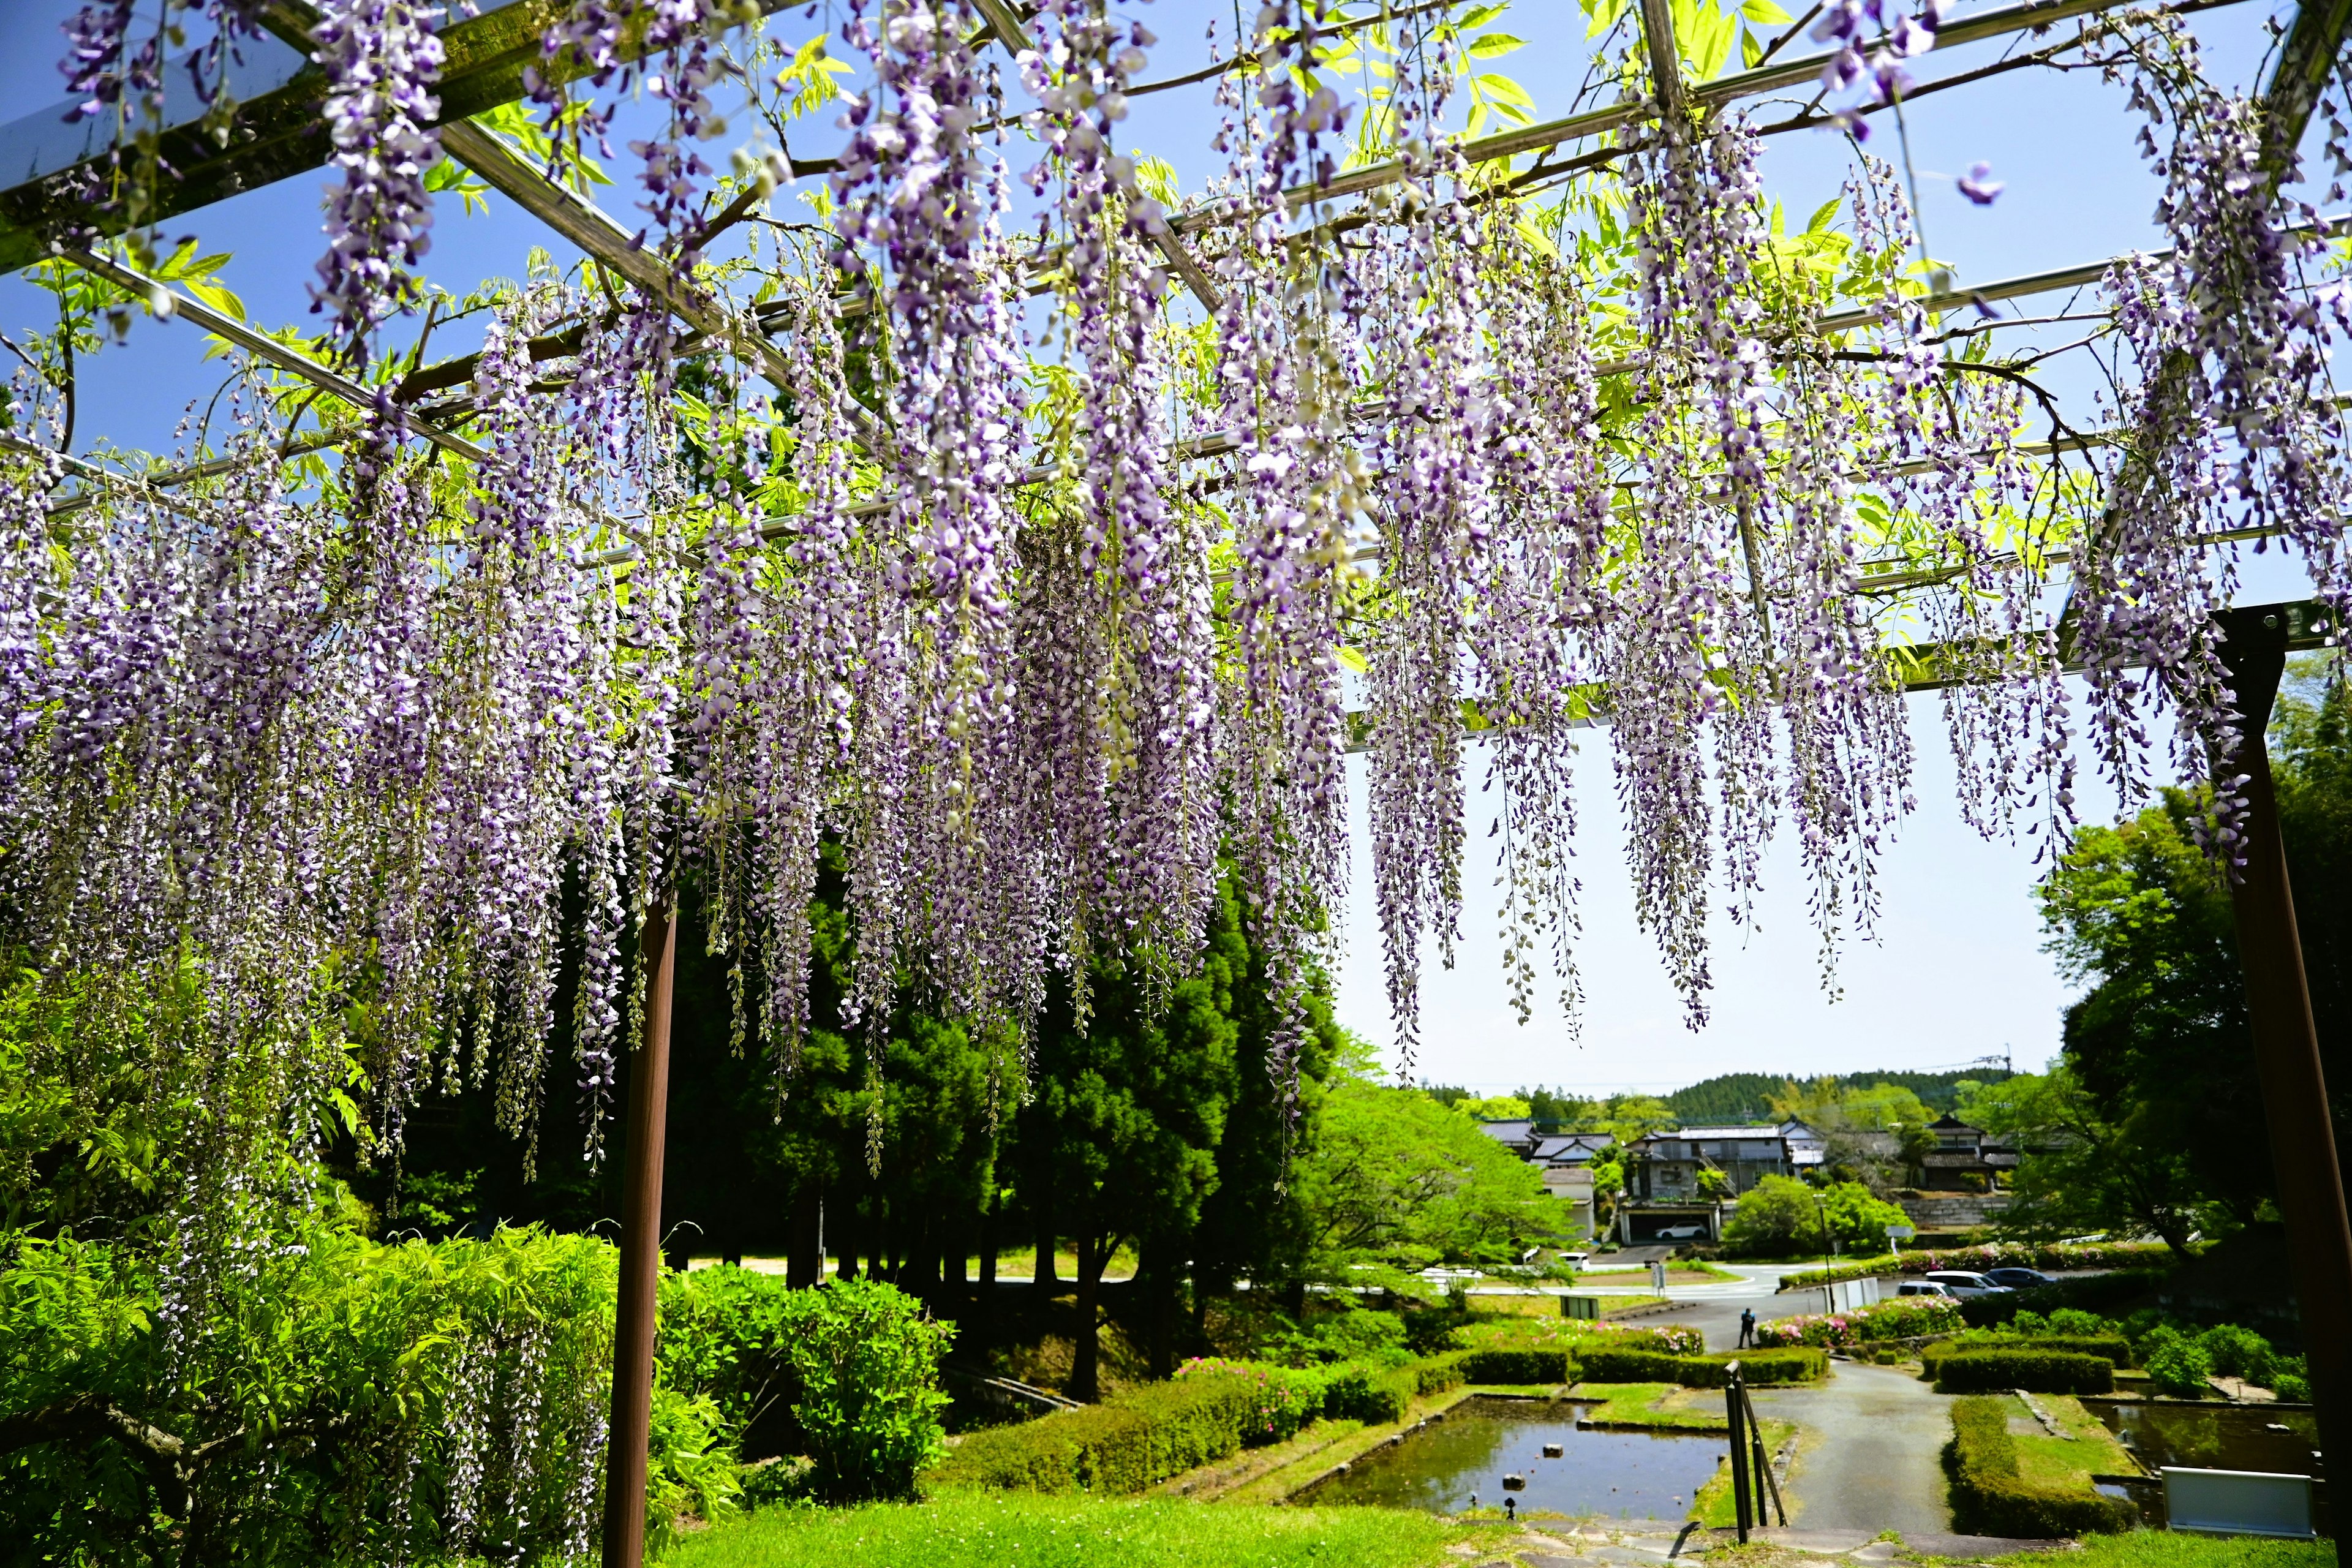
<box><xmin>1750</xmin><ymin>1360</ymin><xmax>1954</xmax><ymax>1534</ymax></box>
<box><xmin>1529</xmin><ymin>1262</ymin><xmax>1815</xmax><ymax>1351</ymax></box>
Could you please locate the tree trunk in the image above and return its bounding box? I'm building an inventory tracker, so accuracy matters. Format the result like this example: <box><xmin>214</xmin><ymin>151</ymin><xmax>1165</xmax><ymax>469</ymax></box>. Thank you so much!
<box><xmin>901</xmin><ymin>1213</ymin><xmax>937</xmax><ymax>1294</ymax></box>
<box><xmin>1072</xmin><ymin>1229</ymin><xmax>1101</xmax><ymax>1401</ymax></box>
<box><xmin>978</xmin><ymin>1199</ymin><xmax>997</xmax><ymax>1291</ymax></box>
<box><xmin>786</xmin><ymin>1185</ymin><xmax>822</xmax><ymax>1288</ymax></box>
<box><xmin>1035</xmin><ymin>1207</ymin><xmax>1058</xmax><ymax>1291</ymax></box>
<box><xmin>834</xmin><ymin>1201</ymin><xmax>859</xmax><ymax>1282</ymax></box>
<box><xmin>1144</xmin><ymin>1248</ymin><xmax>1174</xmax><ymax>1381</ymax></box>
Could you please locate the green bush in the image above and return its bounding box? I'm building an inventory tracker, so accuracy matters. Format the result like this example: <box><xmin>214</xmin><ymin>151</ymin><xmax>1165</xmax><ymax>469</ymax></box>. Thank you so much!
<box><xmin>1961</xmin><ymin>1271</ymin><xmax>2169</xmax><ymax>1329</ymax></box>
<box><xmin>0</xmin><ymin>1225</ymin><xmax>617</xmax><ymax>1568</ymax></box>
<box><xmin>1932</xmin><ymin>1349</ymin><xmax>2115</xmax><ymax>1395</ymax></box>
<box><xmin>1401</xmin><ymin>1310</ymin><xmax>1464</xmax><ymax>1355</ymax></box>
<box><xmin>1413</xmin><ymin>1353</ymin><xmax>1466</xmax><ymax>1396</ymax></box>
<box><xmin>1574</xmin><ymin>1346</ymin><xmax>1826</xmax><ymax>1387</ymax></box>
<box><xmin>2196</xmin><ymin>1324</ymin><xmax>2274</xmax><ymax>1383</ymax></box>
<box><xmin>1457</xmin><ymin>1347</ymin><xmax>1577</xmax><ymax>1384</ymax></box>
<box><xmin>2144</xmin><ymin>1332</ymin><xmax>2216</xmax><ymax>1398</ymax></box>
<box><xmin>1318</xmin><ymin>1362</ymin><xmax>1412</xmax><ymax>1423</ymax></box>
<box><xmin>780</xmin><ymin>1278</ymin><xmax>955</xmax><ymax>1502</ymax></box>
<box><xmin>1945</xmin><ymin>1395</ymin><xmax>2137</xmax><ymax>1537</ymax></box>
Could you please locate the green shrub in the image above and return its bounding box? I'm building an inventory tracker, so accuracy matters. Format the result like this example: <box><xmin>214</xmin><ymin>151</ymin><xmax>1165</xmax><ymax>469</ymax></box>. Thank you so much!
<box><xmin>1756</xmin><ymin>1295</ymin><xmax>1964</xmax><ymax>1348</ymax></box>
<box><xmin>2144</xmin><ymin>1333</ymin><xmax>2216</xmax><ymax>1398</ymax></box>
<box><xmin>1457</xmin><ymin>1347</ymin><xmax>1577</xmax><ymax>1384</ymax></box>
<box><xmin>2196</xmin><ymin>1324</ymin><xmax>2274</xmax><ymax>1383</ymax></box>
<box><xmin>0</xmin><ymin>1225</ymin><xmax>616</xmax><ymax>1568</ymax></box>
<box><xmin>1932</xmin><ymin>1349</ymin><xmax>2115</xmax><ymax>1395</ymax></box>
<box><xmin>1319</xmin><ymin>1362</ymin><xmax>1412</xmax><ymax>1424</ymax></box>
<box><xmin>1414</xmin><ymin>1353</ymin><xmax>1466</xmax><ymax>1396</ymax></box>
<box><xmin>1945</xmin><ymin>1395</ymin><xmax>2137</xmax><ymax>1537</ymax></box>
<box><xmin>1961</xmin><ymin>1271</ymin><xmax>2169</xmax><ymax>1329</ymax></box>
<box><xmin>781</xmin><ymin>1278</ymin><xmax>955</xmax><ymax>1502</ymax></box>
<box><xmin>1575</xmin><ymin>1346</ymin><xmax>1826</xmax><ymax>1387</ymax></box>
<box><xmin>2046</xmin><ymin>1308</ymin><xmax>2110</xmax><ymax>1336</ymax></box>
<box><xmin>1401</xmin><ymin>1311</ymin><xmax>1464</xmax><ymax>1355</ymax></box>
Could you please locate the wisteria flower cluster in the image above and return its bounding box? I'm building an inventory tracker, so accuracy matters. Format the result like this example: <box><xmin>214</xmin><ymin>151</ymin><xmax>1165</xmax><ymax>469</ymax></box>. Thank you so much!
<box><xmin>308</xmin><ymin>0</ymin><xmax>445</xmax><ymax>356</ymax></box>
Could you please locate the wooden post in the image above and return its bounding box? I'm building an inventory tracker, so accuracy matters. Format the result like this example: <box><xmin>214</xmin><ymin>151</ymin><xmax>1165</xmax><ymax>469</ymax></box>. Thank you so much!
<box><xmin>602</xmin><ymin>897</ymin><xmax>678</xmax><ymax>1568</ymax></box>
<box><xmin>1725</xmin><ymin>1363</ymin><xmax>1752</xmax><ymax>1542</ymax></box>
<box><xmin>2215</xmin><ymin>606</ymin><xmax>2352</xmax><ymax>1483</ymax></box>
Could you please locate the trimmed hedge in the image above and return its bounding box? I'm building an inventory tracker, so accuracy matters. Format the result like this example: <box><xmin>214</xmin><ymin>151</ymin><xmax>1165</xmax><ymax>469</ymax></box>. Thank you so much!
<box><xmin>1457</xmin><ymin>1348</ymin><xmax>1578</xmax><ymax>1385</ymax></box>
<box><xmin>1575</xmin><ymin>1346</ymin><xmax>1828</xmax><ymax>1387</ymax></box>
<box><xmin>929</xmin><ymin>1354</ymin><xmax>1461</xmax><ymax>1496</ymax></box>
<box><xmin>931</xmin><ymin>1365</ymin><xmax>1314</xmax><ymax>1494</ymax></box>
<box><xmin>1922</xmin><ymin>1335</ymin><xmax>2132</xmax><ymax>1376</ymax></box>
<box><xmin>1932</xmin><ymin>1349</ymin><xmax>2114</xmax><ymax>1395</ymax></box>
<box><xmin>1782</xmin><ymin>1243</ymin><xmax>2179</xmax><ymax>1290</ymax></box>
<box><xmin>1413</xmin><ymin>1354</ymin><xmax>1468</xmax><ymax>1397</ymax></box>
<box><xmin>1945</xmin><ymin>1395</ymin><xmax>2137</xmax><ymax>1537</ymax></box>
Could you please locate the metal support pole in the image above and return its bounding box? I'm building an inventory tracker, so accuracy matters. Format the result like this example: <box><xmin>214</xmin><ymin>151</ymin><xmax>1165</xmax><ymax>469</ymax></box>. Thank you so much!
<box><xmin>1725</xmin><ymin>1364</ymin><xmax>1752</xmax><ymax>1541</ymax></box>
<box><xmin>2215</xmin><ymin>606</ymin><xmax>2352</xmax><ymax>1484</ymax></box>
<box><xmin>602</xmin><ymin>896</ymin><xmax>678</xmax><ymax>1568</ymax></box>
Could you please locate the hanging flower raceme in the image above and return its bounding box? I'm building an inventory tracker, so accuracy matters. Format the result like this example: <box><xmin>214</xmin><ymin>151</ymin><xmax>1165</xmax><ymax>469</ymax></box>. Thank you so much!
<box><xmin>1009</xmin><ymin>0</ymin><xmax>1219</xmax><ymax>1001</ymax></box>
<box><xmin>309</xmin><ymin>0</ymin><xmax>446</xmax><ymax>359</ymax></box>
<box><xmin>1357</xmin><ymin>15</ymin><xmax>1498</xmax><ymax>1066</ymax></box>
<box><xmin>1207</xmin><ymin>0</ymin><xmax>1364</xmax><ymax>1109</ymax></box>
<box><xmin>2073</xmin><ymin>15</ymin><xmax>2352</xmax><ymax>849</ymax></box>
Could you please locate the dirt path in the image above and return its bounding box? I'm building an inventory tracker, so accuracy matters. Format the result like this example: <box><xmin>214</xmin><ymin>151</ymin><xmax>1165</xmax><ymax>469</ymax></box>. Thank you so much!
<box><xmin>1749</xmin><ymin>1360</ymin><xmax>1954</xmax><ymax>1535</ymax></box>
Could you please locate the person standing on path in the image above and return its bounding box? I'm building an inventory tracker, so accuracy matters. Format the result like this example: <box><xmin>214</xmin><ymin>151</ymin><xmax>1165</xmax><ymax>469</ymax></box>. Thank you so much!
<box><xmin>1738</xmin><ymin>1306</ymin><xmax>1756</xmax><ymax>1348</ymax></box>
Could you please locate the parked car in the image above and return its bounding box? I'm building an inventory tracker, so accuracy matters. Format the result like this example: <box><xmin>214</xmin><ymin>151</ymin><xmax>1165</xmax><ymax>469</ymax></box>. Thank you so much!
<box><xmin>1558</xmin><ymin>1251</ymin><xmax>1591</xmax><ymax>1266</ymax></box>
<box><xmin>1656</xmin><ymin>1224</ymin><xmax>1708</xmax><ymax>1240</ymax></box>
<box><xmin>1923</xmin><ymin>1270</ymin><xmax>2013</xmax><ymax>1300</ymax></box>
<box><xmin>1983</xmin><ymin>1267</ymin><xmax>2056</xmax><ymax>1290</ymax></box>
<box><xmin>1896</xmin><ymin>1280</ymin><xmax>1954</xmax><ymax>1298</ymax></box>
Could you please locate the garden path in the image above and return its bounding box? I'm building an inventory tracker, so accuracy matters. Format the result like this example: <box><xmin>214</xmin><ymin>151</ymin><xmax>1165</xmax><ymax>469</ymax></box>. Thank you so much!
<box><xmin>1749</xmin><ymin>1360</ymin><xmax>1956</xmax><ymax>1535</ymax></box>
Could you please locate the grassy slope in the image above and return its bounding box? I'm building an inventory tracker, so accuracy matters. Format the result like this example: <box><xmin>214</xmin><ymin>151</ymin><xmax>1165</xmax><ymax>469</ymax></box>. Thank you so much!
<box><xmin>664</xmin><ymin>1494</ymin><xmax>1479</xmax><ymax>1568</ymax></box>
<box><xmin>2004</xmin><ymin>1394</ymin><xmax>2137</xmax><ymax>1491</ymax></box>
<box><xmin>2005</xmin><ymin>1537</ymin><xmax>2335</xmax><ymax>1568</ymax></box>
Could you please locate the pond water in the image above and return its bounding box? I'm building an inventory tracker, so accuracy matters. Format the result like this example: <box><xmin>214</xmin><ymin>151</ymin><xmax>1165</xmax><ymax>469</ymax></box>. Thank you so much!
<box><xmin>1300</xmin><ymin>1396</ymin><xmax>1724</xmax><ymax>1520</ymax></box>
<box><xmin>2097</xmin><ymin>1401</ymin><xmax>2319</xmax><ymax>1474</ymax></box>
<box><xmin>2092</xmin><ymin>1402</ymin><xmax>2325</xmax><ymax>1532</ymax></box>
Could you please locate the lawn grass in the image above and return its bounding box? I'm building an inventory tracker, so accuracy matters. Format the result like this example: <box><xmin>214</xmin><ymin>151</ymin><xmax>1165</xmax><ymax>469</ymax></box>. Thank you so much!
<box><xmin>1572</xmin><ymin>1381</ymin><xmax>1730</xmax><ymax>1431</ymax></box>
<box><xmin>2000</xmin><ymin>1534</ymin><xmax>2335</xmax><ymax>1568</ymax></box>
<box><xmin>2004</xmin><ymin>1393</ymin><xmax>2136</xmax><ymax>1491</ymax></box>
<box><xmin>662</xmin><ymin>1494</ymin><xmax>1480</xmax><ymax>1568</ymax></box>
<box><xmin>1689</xmin><ymin>1416</ymin><xmax>1796</xmax><ymax>1527</ymax></box>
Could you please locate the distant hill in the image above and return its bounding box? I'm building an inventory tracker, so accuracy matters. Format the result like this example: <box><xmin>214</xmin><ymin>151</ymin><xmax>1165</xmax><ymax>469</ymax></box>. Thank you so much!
<box><xmin>1664</xmin><ymin>1068</ymin><xmax>2015</xmax><ymax>1124</ymax></box>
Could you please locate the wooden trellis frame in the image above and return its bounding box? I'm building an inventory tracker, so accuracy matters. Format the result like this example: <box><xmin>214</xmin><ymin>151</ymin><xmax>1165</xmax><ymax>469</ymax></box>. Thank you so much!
<box><xmin>4</xmin><ymin>0</ymin><xmax>2352</xmax><ymax>1562</ymax></box>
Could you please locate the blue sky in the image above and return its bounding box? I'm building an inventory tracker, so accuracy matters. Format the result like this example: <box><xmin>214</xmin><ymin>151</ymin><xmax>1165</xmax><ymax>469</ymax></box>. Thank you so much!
<box><xmin>0</xmin><ymin>0</ymin><xmax>2324</xmax><ymax>1092</ymax></box>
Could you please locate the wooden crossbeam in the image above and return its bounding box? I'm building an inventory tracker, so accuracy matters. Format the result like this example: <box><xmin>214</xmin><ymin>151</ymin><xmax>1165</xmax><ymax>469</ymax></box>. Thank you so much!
<box><xmin>1172</xmin><ymin>0</ymin><xmax>2233</xmax><ymax>231</ymax></box>
<box><xmin>61</xmin><ymin>246</ymin><xmax>489</xmax><ymax>464</ymax></box>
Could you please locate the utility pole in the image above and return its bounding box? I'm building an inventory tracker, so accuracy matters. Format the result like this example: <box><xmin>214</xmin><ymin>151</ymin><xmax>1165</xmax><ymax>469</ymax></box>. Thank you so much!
<box><xmin>2214</xmin><ymin>606</ymin><xmax>2352</xmax><ymax>1483</ymax></box>
<box><xmin>602</xmin><ymin>897</ymin><xmax>679</xmax><ymax>1568</ymax></box>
